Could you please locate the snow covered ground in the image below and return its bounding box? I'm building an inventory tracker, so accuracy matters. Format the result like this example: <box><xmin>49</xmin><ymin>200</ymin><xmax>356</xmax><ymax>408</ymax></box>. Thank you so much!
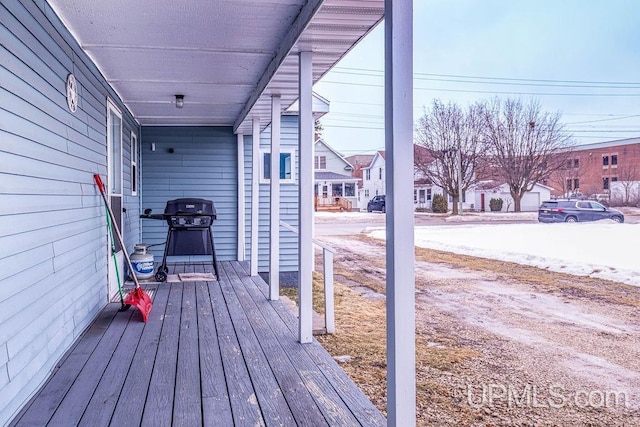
<box><xmin>367</xmin><ymin>221</ymin><xmax>640</xmax><ymax>287</ymax></box>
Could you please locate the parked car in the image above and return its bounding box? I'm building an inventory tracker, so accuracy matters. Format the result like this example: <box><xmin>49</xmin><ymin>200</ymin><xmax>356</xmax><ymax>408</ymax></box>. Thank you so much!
<box><xmin>367</xmin><ymin>195</ymin><xmax>386</xmax><ymax>213</ymax></box>
<box><xmin>538</xmin><ymin>199</ymin><xmax>624</xmax><ymax>223</ymax></box>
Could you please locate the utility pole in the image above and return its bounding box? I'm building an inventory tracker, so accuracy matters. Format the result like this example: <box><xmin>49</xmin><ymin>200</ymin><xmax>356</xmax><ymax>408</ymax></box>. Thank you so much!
<box><xmin>457</xmin><ymin>147</ymin><xmax>463</xmax><ymax>215</ymax></box>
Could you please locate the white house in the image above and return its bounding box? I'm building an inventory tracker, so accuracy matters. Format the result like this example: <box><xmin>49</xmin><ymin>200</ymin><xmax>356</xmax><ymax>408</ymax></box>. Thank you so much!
<box><xmin>473</xmin><ymin>181</ymin><xmax>553</xmax><ymax>212</ymax></box>
<box><xmin>314</xmin><ymin>139</ymin><xmax>359</xmax><ymax>210</ymax></box>
<box><xmin>359</xmin><ymin>150</ymin><xmax>386</xmax><ymax>208</ymax></box>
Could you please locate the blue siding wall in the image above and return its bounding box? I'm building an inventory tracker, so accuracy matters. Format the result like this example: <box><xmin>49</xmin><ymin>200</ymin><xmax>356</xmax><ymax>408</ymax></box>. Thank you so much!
<box><xmin>140</xmin><ymin>127</ymin><xmax>238</xmax><ymax>262</ymax></box>
<box><xmin>243</xmin><ymin>116</ymin><xmax>300</xmax><ymax>272</ymax></box>
<box><xmin>0</xmin><ymin>1</ymin><xmax>140</xmax><ymax>423</ymax></box>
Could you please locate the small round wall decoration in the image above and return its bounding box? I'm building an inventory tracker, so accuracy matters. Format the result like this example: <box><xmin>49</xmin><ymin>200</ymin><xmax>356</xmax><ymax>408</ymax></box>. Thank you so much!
<box><xmin>66</xmin><ymin>73</ymin><xmax>78</xmax><ymax>113</ymax></box>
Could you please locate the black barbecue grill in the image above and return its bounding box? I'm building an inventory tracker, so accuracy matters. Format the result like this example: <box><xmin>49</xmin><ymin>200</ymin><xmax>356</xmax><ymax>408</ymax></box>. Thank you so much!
<box><xmin>141</xmin><ymin>198</ymin><xmax>218</xmax><ymax>282</ymax></box>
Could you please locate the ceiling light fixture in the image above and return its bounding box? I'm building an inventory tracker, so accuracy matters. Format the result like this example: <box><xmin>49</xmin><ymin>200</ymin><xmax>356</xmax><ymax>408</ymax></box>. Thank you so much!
<box><xmin>175</xmin><ymin>94</ymin><xmax>184</xmax><ymax>109</ymax></box>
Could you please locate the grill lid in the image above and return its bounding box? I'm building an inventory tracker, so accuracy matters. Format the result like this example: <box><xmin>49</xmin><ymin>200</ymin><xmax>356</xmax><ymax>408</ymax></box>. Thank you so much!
<box><xmin>164</xmin><ymin>198</ymin><xmax>216</xmax><ymax>217</ymax></box>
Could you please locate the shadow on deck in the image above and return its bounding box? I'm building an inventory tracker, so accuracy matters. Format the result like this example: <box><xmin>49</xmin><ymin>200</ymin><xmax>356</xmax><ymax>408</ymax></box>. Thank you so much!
<box><xmin>10</xmin><ymin>261</ymin><xmax>385</xmax><ymax>426</ymax></box>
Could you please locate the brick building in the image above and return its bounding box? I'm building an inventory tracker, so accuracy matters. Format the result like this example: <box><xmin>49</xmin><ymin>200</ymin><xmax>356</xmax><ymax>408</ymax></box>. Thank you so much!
<box><xmin>549</xmin><ymin>137</ymin><xmax>640</xmax><ymax>199</ymax></box>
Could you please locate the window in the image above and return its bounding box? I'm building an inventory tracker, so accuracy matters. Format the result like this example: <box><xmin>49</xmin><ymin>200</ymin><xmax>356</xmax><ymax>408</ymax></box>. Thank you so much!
<box><xmin>427</xmin><ymin>189</ymin><xmax>432</xmax><ymax>201</ymax></box>
<box><xmin>332</xmin><ymin>183</ymin><xmax>343</xmax><ymax>196</ymax></box>
<box><xmin>378</xmin><ymin>168</ymin><xmax>382</xmax><ymax>180</ymax></box>
<box><xmin>574</xmin><ymin>158</ymin><xmax>579</xmax><ymax>168</ymax></box>
<box><xmin>611</xmin><ymin>154</ymin><xmax>618</xmax><ymax>166</ymax></box>
<box><xmin>365</xmin><ymin>189</ymin><xmax>369</xmax><ymax>198</ymax></box>
<box><xmin>314</xmin><ymin>155</ymin><xmax>326</xmax><ymax>170</ymax></box>
<box><xmin>566</xmin><ymin>159</ymin><xmax>572</xmax><ymax>169</ymax></box>
<box><xmin>414</xmin><ymin>189</ymin><xmax>418</xmax><ymax>203</ymax></box>
<box><xmin>260</xmin><ymin>149</ymin><xmax>295</xmax><ymax>184</ymax></box>
<box><xmin>344</xmin><ymin>183</ymin><xmax>355</xmax><ymax>197</ymax></box>
<box><xmin>566</xmin><ymin>179</ymin><xmax>572</xmax><ymax>191</ymax></box>
<box><xmin>603</xmin><ymin>177</ymin><xmax>609</xmax><ymax>190</ymax></box>
<box><xmin>131</xmin><ymin>132</ymin><xmax>138</xmax><ymax>195</ymax></box>
<box><xmin>573</xmin><ymin>178</ymin><xmax>579</xmax><ymax>189</ymax></box>
<box><xmin>612</xmin><ymin>176</ymin><xmax>618</xmax><ymax>182</ymax></box>
<box><xmin>322</xmin><ymin>185</ymin><xmax>328</xmax><ymax>197</ymax></box>
<box><xmin>603</xmin><ymin>156</ymin><xmax>609</xmax><ymax>166</ymax></box>
<box><xmin>365</xmin><ymin>169</ymin><xmax>370</xmax><ymax>180</ymax></box>
<box><xmin>419</xmin><ymin>190</ymin><xmax>425</xmax><ymax>203</ymax></box>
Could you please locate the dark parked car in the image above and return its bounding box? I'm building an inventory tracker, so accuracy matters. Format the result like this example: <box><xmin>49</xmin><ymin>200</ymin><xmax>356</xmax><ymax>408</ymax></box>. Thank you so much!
<box><xmin>367</xmin><ymin>195</ymin><xmax>385</xmax><ymax>213</ymax></box>
<box><xmin>538</xmin><ymin>199</ymin><xmax>624</xmax><ymax>223</ymax></box>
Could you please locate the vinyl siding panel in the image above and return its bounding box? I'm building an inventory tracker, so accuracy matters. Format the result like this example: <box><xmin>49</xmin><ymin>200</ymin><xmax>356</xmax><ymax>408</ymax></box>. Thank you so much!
<box><xmin>0</xmin><ymin>2</ymin><xmax>140</xmax><ymax>424</ymax></box>
<box><xmin>247</xmin><ymin>116</ymin><xmax>300</xmax><ymax>272</ymax></box>
<box><xmin>140</xmin><ymin>126</ymin><xmax>238</xmax><ymax>263</ymax></box>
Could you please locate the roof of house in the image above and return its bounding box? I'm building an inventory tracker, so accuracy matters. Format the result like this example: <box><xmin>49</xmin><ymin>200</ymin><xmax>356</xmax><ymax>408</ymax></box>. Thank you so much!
<box><xmin>571</xmin><ymin>137</ymin><xmax>640</xmax><ymax>152</ymax></box>
<box><xmin>344</xmin><ymin>154</ymin><xmax>375</xmax><ymax>167</ymax></box>
<box><xmin>314</xmin><ymin>139</ymin><xmax>354</xmax><ymax>170</ymax></box>
<box><xmin>315</xmin><ymin>171</ymin><xmax>359</xmax><ymax>181</ymax></box>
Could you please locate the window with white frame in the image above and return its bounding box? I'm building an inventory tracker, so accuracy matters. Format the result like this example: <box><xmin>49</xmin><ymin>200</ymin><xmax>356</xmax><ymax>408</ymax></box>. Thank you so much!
<box><xmin>364</xmin><ymin>189</ymin><xmax>369</xmax><ymax>198</ymax></box>
<box><xmin>131</xmin><ymin>132</ymin><xmax>138</xmax><ymax>195</ymax></box>
<box><xmin>378</xmin><ymin>167</ymin><xmax>382</xmax><ymax>180</ymax></box>
<box><xmin>365</xmin><ymin>169</ymin><xmax>370</xmax><ymax>180</ymax></box>
<box><xmin>314</xmin><ymin>155</ymin><xmax>327</xmax><ymax>170</ymax></box>
<box><xmin>260</xmin><ymin>149</ymin><xmax>296</xmax><ymax>184</ymax></box>
<box><xmin>344</xmin><ymin>183</ymin><xmax>355</xmax><ymax>197</ymax></box>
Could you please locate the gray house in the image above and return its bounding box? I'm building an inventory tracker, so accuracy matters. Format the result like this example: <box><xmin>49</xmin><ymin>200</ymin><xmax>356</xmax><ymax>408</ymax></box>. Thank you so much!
<box><xmin>0</xmin><ymin>1</ymin><xmax>416</xmax><ymax>425</ymax></box>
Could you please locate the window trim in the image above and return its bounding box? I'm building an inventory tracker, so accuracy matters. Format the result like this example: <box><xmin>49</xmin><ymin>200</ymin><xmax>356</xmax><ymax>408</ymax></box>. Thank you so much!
<box><xmin>314</xmin><ymin>155</ymin><xmax>327</xmax><ymax>170</ymax></box>
<box><xmin>259</xmin><ymin>148</ymin><xmax>296</xmax><ymax>184</ymax></box>
<box><xmin>130</xmin><ymin>131</ymin><xmax>138</xmax><ymax>196</ymax></box>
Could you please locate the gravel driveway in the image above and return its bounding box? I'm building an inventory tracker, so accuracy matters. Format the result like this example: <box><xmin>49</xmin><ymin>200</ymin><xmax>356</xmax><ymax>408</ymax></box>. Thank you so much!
<box><xmin>316</xmin><ymin>233</ymin><xmax>640</xmax><ymax>426</ymax></box>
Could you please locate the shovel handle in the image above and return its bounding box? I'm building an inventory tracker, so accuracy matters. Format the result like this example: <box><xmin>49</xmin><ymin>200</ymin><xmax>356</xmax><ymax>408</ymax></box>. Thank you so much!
<box><xmin>94</xmin><ymin>174</ymin><xmax>106</xmax><ymax>194</ymax></box>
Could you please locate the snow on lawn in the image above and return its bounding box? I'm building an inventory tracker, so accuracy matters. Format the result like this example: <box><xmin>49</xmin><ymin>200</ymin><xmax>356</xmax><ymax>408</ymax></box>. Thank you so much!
<box><xmin>367</xmin><ymin>222</ymin><xmax>640</xmax><ymax>287</ymax></box>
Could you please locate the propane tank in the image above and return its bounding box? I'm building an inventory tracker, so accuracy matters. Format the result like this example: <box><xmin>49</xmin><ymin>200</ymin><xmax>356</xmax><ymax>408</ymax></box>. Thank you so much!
<box><xmin>130</xmin><ymin>244</ymin><xmax>154</xmax><ymax>280</ymax></box>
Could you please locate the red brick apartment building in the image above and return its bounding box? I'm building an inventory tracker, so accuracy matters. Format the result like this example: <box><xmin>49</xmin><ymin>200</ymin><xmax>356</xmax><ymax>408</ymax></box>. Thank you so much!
<box><xmin>549</xmin><ymin>137</ymin><xmax>640</xmax><ymax>199</ymax></box>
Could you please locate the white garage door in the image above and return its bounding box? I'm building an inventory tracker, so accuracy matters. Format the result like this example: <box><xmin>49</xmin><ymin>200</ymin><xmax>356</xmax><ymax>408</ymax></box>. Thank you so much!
<box><xmin>521</xmin><ymin>192</ymin><xmax>540</xmax><ymax>211</ymax></box>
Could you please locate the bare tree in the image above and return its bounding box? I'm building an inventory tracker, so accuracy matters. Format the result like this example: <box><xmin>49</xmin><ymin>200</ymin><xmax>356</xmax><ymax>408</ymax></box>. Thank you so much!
<box><xmin>612</xmin><ymin>165</ymin><xmax>640</xmax><ymax>206</ymax></box>
<box><xmin>483</xmin><ymin>98</ymin><xmax>574</xmax><ymax>211</ymax></box>
<box><xmin>550</xmin><ymin>151</ymin><xmax>584</xmax><ymax>198</ymax></box>
<box><xmin>414</xmin><ymin>99</ymin><xmax>487</xmax><ymax>215</ymax></box>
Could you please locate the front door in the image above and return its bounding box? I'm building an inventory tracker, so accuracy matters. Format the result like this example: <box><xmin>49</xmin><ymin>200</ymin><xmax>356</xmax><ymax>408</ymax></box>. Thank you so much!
<box><xmin>107</xmin><ymin>99</ymin><xmax>124</xmax><ymax>299</ymax></box>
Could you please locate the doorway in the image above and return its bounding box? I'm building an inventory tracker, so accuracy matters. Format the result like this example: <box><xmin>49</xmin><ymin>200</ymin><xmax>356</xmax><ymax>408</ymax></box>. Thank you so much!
<box><xmin>107</xmin><ymin>99</ymin><xmax>124</xmax><ymax>299</ymax></box>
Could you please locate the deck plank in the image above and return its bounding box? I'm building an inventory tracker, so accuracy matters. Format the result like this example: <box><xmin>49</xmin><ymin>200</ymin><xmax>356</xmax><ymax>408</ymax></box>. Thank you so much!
<box><xmin>172</xmin><ymin>282</ymin><xmax>202</xmax><ymax>426</ymax></box>
<box><xmin>217</xmin><ymin>264</ymin><xmax>298</xmax><ymax>426</ymax></box>
<box><xmin>10</xmin><ymin>262</ymin><xmax>384</xmax><ymax>427</ymax></box>
<box><xmin>235</xmin><ymin>261</ymin><xmax>387</xmax><ymax>426</ymax></box>
<box><xmin>141</xmin><ymin>284</ymin><xmax>182</xmax><ymax>427</ymax></box>
<box><xmin>195</xmin><ymin>280</ymin><xmax>234</xmax><ymax>426</ymax></box>
<box><xmin>10</xmin><ymin>305</ymin><xmax>120</xmax><ymax>426</ymax></box>
<box><xmin>227</xmin><ymin>261</ymin><xmax>360</xmax><ymax>426</ymax></box>
<box><xmin>221</xmin><ymin>262</ymin><xmax>332</xmax><ymax>426</ymax></box>
<box><xmin>104</xmin><ymin>284</ymin><xmax>170</xmax><ymax>427</ymax></box>
<box><xmin>78</xmin><ymin>303</ymin><xmax>147</xmax><ymax>427</ymax></box>
<box><xmin>46</xmin><ymin>308</ymin><xmax>134</xmax><ymax>426</ymax></box>
<box><xmin>207</xmin><ymin>269</ymin><xmax>265</xmax><ymax>426</ymax></box>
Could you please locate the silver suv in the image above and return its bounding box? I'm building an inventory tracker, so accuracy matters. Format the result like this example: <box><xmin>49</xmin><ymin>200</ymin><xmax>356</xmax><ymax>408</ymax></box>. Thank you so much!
<box><xmin>538</xmin><ymin>200</ymin><xmax>624</xmax><ymax>223</ymax></box>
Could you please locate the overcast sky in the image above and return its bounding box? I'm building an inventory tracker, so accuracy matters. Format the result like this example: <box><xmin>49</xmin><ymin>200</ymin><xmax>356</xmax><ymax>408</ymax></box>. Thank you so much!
<box><xmin>314</xmin><ymin>0</ymin><xmax>640</xmax><ymax>155</ymax></box>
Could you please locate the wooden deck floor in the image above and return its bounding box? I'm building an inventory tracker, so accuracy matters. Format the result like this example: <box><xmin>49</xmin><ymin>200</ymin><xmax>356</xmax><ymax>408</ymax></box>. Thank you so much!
<box><xmin>10</xmin><ymin>261</ymin><xmax>385</xmax><ymax>426</ymax></box>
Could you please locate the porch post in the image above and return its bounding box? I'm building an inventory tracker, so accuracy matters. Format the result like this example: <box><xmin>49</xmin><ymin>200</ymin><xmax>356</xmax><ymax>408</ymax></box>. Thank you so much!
<box><xmin>298</xmin><ymin>50</ymin><xmax>313</xmax><ymax>343</ymax></box>
<box><xmin>385</xmin><ymin>0</ymin><xmax>416</xmax><ymax>426</ymax></box>
<box><xmin>250</xmin><ymin>117</ymin><xmax>260</xmax><ymax>276</ymax></box>
<box><xmin>237</xmin><ymin>133</ymin><xmax>245</xmax><ymax>261</ymax></box>
<box><xmin>269</xmin><ymin>95</ymin><xmax>281</xmax><ymax>300</ymax></box>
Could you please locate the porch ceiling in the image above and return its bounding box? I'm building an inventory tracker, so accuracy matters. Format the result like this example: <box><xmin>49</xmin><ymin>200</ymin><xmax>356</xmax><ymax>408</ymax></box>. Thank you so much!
<box><xmin>47</xmin><ymin>0</ymin><xmax>383</xmax><ymax>133</ymax></box>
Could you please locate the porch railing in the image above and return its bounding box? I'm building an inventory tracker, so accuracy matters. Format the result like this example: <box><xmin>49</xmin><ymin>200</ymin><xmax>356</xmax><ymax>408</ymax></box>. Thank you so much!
<box><xmin>335</xmin><ymin>196</ymin><xmax>352</xmax><ymax>211</ymax></box>
<box><xmin>279</xmin><ymin>220</ymin><xmax>335</xmax><ymax>334</ymax></box>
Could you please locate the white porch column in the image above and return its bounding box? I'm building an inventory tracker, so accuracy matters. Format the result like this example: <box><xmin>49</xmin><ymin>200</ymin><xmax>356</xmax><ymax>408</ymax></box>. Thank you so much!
<box><xmin>269</xmin><ymin>95</ymin><xmax>281</xmax><ymax>300</ymax></box>
<box><xmin>237</xmin><ymin>133</ymin><xmax>246</xmax><ymax>261</ymax></box>
<box><xmin>298</xmin><ymin>50</ymin><xmax>314</xmax><ymax>343</ymax></box>
<box><xmin>385</xmin><ymin>0</ymin><xmax>416</xmax><ymax>426</ymax></box>
<box><xmin>250</xmin><ymin>117</ymin><xmax>260</xmax><ymax>276</ymax></box>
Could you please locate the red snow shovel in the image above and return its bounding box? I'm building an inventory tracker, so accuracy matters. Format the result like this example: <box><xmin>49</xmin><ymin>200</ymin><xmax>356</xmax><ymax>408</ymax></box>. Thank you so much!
<box><xmin>94</xmin><ymin>174</ymin><xmax>153</xmax><ymax>322</ymax></box>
